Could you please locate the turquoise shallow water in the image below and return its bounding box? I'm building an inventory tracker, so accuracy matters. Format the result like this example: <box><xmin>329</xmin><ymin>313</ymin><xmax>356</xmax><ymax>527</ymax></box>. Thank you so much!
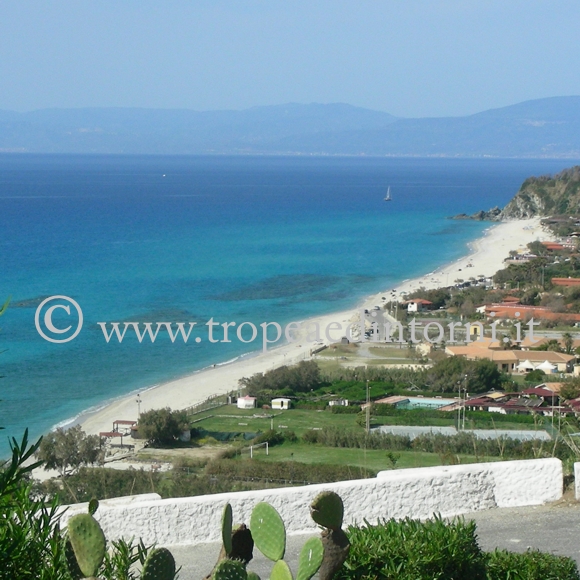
<box><xmin>0</xmin><ymin>154</ymin><xmax>575</xmax><ymax>455</ymax></box>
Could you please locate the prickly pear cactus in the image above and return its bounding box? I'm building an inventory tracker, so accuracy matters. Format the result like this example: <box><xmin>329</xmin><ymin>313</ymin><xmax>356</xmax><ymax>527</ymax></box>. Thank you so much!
<box><xmin>318</xmin><ymin>528</ymin><xmax>350</xmax><ymax>580</ymax></box>
<box><xmin>141</xmin><ymin>547</ymin><xmax>176</xmax><ymax>580</ymax></box>
<box><xmin>64</xmin><ymin>537</ymin><xmax>84</xmax><ymax>580</ymax></box>
<box><xmin>212</xmin><ymin>559</ymin><xmax>248</xmax><ymax>580</ymax></box>
<box><xmin>309</xmin><ymin>492</ymin><xmax>350</xmax><ymax>580</ymax></box>
<box><xmin>269</xmin><ymin>559</ymin><xmax>293</xmax><ymax>580</ymax></box>
<box><xmin>295</xmin><ymin>537</ymin><xmax>324</xmax><ymax>580</ymax></box>
<box><xmin>231</xmin><ymin>523</ymin><xmax>254</xmax><ymax>564</ymax></box>
<box><xmin>222</xmin><ymin>503</ymin><xmax>233</xmax><ymax>556</ymax></box>
<box><xmin>309</xmin><ymin>491</ymin><xmax>343</xmax><ymax>531</ymax></box>
<box><xmin>250</xmin><ymin>502</ymin><xmax>286</xmax><ymax>562</ymax></box>
<box><xmin>67</xmin><ymin>513</ymin><xmax>106</xmax><ymax>578</ymax></box>
<box><xmin>247</xmin><ymin>572</ymin><xmax>261</xmax><ymax>580</ymax></box>
<box><xmin>88</xmin><ymin>498</ymin><xmax>99</xmax><ymax>516</ymax></box>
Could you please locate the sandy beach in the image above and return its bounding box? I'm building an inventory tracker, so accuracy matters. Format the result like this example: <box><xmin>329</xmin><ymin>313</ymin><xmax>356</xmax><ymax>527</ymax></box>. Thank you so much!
<box><xmin>79</xmin><ymin>217</ymin><xmax>554</xmax><ymax>437</ymax></box>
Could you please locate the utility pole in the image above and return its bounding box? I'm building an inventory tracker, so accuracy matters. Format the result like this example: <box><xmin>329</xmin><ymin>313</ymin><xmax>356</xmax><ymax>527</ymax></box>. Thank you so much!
<box><xmin>462</xmin><ymin>374</ymin><xmax>468</xmax><ymax>430</ymax></box>
<box><xmin>366</xmin><ymin>379</ymin><xmax>370</xmax><ymax>434</ymax></box>
<box><xmin>457</xmin><ymin>382</ymin><xmax>461</xmax><ymax>431</ymax></box>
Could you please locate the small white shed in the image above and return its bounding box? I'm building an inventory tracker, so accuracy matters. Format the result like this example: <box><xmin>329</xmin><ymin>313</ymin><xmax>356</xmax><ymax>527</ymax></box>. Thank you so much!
<box><xmin>237</xmin><ymin>396</ymin><xmax>257</xmax><ymax>409</ymax></box>
<box><xmin>271</xmin><ymin>397</ymin><xmax>292</xmax><ymax>410</ymax></box>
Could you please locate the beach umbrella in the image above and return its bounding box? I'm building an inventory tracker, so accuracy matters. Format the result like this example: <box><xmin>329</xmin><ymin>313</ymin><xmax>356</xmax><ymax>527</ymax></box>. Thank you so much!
<box><xmin>537</xmin><ymin>360</ymin><xmax>557</xmax><ymax>373</ymax></box>
<box><xmin>516</xmin><ymin>360</ymin><xmax>535</xmax><ymax>371</ymax></box>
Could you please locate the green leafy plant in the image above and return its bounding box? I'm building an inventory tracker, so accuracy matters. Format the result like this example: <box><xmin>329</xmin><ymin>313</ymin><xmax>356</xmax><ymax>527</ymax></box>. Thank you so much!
<box><xmin>101</xmin><ymin>537</ymin><xmax>152</xmax><ymax>580</ymax></box>
<box><xmin>335</xmin><ymin>515</ymin><xmax>487</xmax><ymax>580</ymax></box>
<box><xmin>0</xmin><ymin>430</ymin><xmax>69</xmax><ymax>580</ymax></box>
<box><xmin>486</xmin><ymin>549</ymin><xmax>580</xmax><ymax>580</ymax></box>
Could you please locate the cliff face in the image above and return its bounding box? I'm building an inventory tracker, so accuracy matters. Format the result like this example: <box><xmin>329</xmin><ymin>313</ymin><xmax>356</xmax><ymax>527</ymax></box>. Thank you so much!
<box><xmin>500</xmin><ymin>166</ymin><xmax>580</xmax><ymax>219</ymax></box>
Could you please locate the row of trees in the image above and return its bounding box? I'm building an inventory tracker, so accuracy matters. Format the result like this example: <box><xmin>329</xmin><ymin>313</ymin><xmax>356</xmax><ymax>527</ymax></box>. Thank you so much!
<box><xmin>239</xmin><ymin>360</ymin><xmax>322</xmax><ymax>397</ymax></box>
<box><xmin>238</xmin><ymin>356</ymin><xmax>505</xmax><ymax>401</ymax></box>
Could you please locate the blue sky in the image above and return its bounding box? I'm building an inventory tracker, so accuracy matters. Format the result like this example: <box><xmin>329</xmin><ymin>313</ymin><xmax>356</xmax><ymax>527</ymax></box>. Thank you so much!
<box><xmin>2</xmin><ymin>1</ymin><xmax>580</xmax><ymax>117</ymax></box>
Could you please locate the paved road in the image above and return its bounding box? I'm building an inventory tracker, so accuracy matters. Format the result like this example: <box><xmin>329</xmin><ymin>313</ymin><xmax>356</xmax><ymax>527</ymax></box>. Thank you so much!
<box><xmin>170</xmin><ymin>501</ymin><xmax>580</xmax><ymax>579</ymax></box>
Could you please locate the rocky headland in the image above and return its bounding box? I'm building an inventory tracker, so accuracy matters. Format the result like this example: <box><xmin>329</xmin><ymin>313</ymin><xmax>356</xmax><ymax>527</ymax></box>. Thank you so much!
<box><xmin>451</xmin><ymin>165</ymin><xmax>580</xmax><ymax>221</ymax></box>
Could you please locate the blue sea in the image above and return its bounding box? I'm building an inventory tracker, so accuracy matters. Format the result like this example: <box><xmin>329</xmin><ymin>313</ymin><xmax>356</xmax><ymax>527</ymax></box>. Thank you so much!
<box><xmin>0</xmin><ymin>154</ymin><xmax>575</xmax><ymax>455</ymax></box>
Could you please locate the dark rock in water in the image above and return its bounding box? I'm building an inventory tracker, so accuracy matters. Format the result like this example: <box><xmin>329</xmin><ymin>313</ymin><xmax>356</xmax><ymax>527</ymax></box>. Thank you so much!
<box><xmin>450</xmin><ymin>206</ymin><xmax>502</xmax><ymax>221</ymax></box>
<box><xmin>12</xmin><ymin>295</ymin><xmax>53</xmax><ymax>308</ymax></box>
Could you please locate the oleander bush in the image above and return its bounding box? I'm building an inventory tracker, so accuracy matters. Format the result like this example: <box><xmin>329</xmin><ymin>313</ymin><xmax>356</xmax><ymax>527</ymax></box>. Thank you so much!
<box><xmin>334</xmin><ymin>516</ymin><xmax>580</xmax><ymax>580</ymax></box>
<box><xmin>335</xmin><ymin>515</ymin><xmax>487</xmax><ymax>580</ymax></box>
<box><xmin>486</xmin><ymin>548</ymin><xmax>580</xmax><ymax>580</ymax></box>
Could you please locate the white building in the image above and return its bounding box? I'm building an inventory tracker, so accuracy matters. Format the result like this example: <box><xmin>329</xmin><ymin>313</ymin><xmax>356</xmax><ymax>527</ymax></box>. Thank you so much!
<box><xmin>237</xmin><ymin>396</ymin><xmax>257</xmax><ymax>410</ymax></box>
<box><xmin>403</xmin><ymin>299</ymin><xmax>433</xmax><ymax>313</ymax></box>
<box><xmin>328</xmin><ymin>399</ymin><xmax>349</xmax><ymax>407</ymax></box>
<box><xmin>271</xmin><ymin>398</ymin><xmax>292</xmax><ymax>410</ymax></box>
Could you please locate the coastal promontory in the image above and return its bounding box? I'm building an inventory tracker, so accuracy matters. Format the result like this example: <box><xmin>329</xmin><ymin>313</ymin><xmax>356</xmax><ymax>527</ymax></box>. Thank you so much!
<box><xmin>453</xmin><ymin>165</ymin><xmax>580</xmax><ymax>221</ymax></box>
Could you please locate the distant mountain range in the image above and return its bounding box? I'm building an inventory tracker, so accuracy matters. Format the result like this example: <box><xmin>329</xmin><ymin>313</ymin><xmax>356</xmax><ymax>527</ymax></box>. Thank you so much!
<box><xmin>1</xmin><ymin>97</ymin><xmax>580</xmax><ymax>157</ymax></box>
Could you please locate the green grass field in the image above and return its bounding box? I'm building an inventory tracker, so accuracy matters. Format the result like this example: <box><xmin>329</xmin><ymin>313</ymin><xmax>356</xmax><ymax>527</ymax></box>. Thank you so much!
<box><xmin>191</xmin><ymin>406</ymin><xmax>360</xmax><ymax>435</ymax></box>
<box><xmin>246</xmin><ymin>441</ymin><xmax>500</xmax><ymax>472</ymax></box>
<box><xmin>190</xmin><ymin>405</ymin><xmax>548</xmax><ymax>435</ymax></box>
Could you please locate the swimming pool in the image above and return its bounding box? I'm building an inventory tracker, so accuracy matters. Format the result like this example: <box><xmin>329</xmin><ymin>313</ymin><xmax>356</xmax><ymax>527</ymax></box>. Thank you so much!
<box><xmin>396</xmin><ymin>397</ymin><xmax>457</xmax><ymax>410</ymax></box>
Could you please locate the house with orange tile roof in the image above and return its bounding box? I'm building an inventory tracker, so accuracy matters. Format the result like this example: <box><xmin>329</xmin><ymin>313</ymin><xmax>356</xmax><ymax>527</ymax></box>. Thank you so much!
<box><xmin>445</xmin><ymin>344</ymin><xmax>575</xmax><ymax>373</ymax></box>
<box><xmin>483</xmin><ymin>303</ymin><xmax>580</xmax><ymax>323</ymax></box>
<box><xmin>403</xmin><ymin>298</ymin><xmax>433</xmax><ymax>313</ymax></box>
<box><xmin>541</xmin><ymin>241</ymin><xmax>566</xmax><ymax>251</ymax></box>
<box><xmin>552</xmin><ymin>277</ymin><xmax>580</xmax><ymax>287</ymax></box>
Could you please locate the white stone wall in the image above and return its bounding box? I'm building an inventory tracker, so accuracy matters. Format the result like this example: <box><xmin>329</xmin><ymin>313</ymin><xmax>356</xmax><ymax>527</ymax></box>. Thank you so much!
<box><xmin>60</xmin><ymin>458</ymin><xmax>562</xmax><ymax>547</ymax></box>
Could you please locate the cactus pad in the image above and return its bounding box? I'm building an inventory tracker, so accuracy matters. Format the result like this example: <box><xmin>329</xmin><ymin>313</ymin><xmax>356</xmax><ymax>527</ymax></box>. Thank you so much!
<box><xmin>67</xmin><ymin>513</ymin><xmax>106</xmax><ymax>578</ymax></box>
<box><xmin>222</xmin><ymin>503</ymin><xmax>233</xmax><ymax>556</ymax></box>
<box><xmin>141</xmin><ymin>547</ymin><xmax>176</xmax><ymax>580</ymax></box>
<box><xmin>212</xmin><ymin>559</ymin><xmax>248</xmax><ymax>580</ymax></box>
<box><xmin>295</xmin><ymin>537</ymin><xmax>324</xmax><ymax>580</ymax></box>
<box><xmin>64</xmin><ymin>537</ymin><xmax>84</xmax><ymax>580</ymax></box>
<box><xmin>250</xmin><ymin>502</ymin><xmax>286</xmax><ymax>562</ymax></box>
<box><xmin>310</xmin><ymin>491</ymin><xmax>344</xmax><ymax>530</ymax></box>
<box><xmin>270</xmin><ymin>559</ymin><xmax>293</xmax><ymax>580</ymax></box>
<box><xmin>231</xmin><ymin>523</ymin><xmax>254</xmax><ymax>564</ymax></box>
<box><xmin>247</xmin><ymin>572</ymin><xmax>261</xmax><ymax>580</ymax></box>
<box><xmin>88</xmin><ymin>498</ymin><xmax>99</xmax><ymax>516</ymax></box>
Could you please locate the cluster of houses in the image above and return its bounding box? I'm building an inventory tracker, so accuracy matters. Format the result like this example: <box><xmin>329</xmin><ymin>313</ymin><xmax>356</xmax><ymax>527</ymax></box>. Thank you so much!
<box><xmin>367</xmin><ymin>385</ymin><xmax>580</xmax><ymax>418</ymax></box>
<box><xmin>445</xmin><ymin>335</ymin><xmax>577</xmax><ymax>374</ymax></box>
<box><xmin>462</xmin><ymin>385</ymin><xmax>567</xmax><ymax>416</ymax></box>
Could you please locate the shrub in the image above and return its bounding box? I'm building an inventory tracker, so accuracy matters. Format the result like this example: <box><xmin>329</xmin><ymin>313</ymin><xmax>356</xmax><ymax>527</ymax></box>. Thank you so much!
<box><xmin>138</xmin><ymin>407</ymin><xmax>189</xmax><ymax>446</ymax></box>
<box><xmin>252</xmin><ymin>429</ymin><xmax>285</xmax><ymax>447</ymax></box>
<box><xmin>486</xmin><ymin>549</ymin><xmax>580</xmax><ymax>580</ymax></box>
<box><xmin>335</xmin><ymin>515</ymin><xmax>486</xmax><ymax>580</ymax></box>
<box><xmin>524</xmin><ymin>369</ymin><xmax>546</xmax><ymax>383</ymax></box>
<box><xmin>205</xmin><ymin>458</ymin><xmax>375</xmax><ymax>483</ymax></box>
<box><xmin>0</xmin><ymin>431</ymin><xmax>70</xmax><ymax>580</ymax></box>
<box><xmin>302</xmin><ymin>430</ymin><xmax>320</xmax><ymax>444</ymax></box>
<box><xmin>38</xmin><ymin>466</ymin><xmax>164</xmax><ymax>504</ymax></box>
<box><xmin>331</xmin><ymin>405</ymin><xmax>360</xmax><ymax>414</ymax></box>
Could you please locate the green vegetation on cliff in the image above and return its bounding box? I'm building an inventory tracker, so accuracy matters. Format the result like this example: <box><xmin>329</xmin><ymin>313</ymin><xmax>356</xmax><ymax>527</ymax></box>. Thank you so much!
<box><xmin>501</xmin><ymin>165</ymin><xmax>580</xmax><ymax>219</ymax></box>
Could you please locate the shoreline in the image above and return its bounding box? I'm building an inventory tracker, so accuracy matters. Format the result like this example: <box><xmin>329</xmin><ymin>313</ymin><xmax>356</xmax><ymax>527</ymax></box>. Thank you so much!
<box><xmin>79</xmin><ymin>217</ymin><xmax>554</xmax><ymax>437</ymax></box>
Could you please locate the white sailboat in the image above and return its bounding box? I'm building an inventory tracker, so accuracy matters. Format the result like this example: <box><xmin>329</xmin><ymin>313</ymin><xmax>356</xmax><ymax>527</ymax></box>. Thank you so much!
<box><xmin>384</xmin><ymin>186</ymin><xmax>391</xmax><ymax>201</ymax></box>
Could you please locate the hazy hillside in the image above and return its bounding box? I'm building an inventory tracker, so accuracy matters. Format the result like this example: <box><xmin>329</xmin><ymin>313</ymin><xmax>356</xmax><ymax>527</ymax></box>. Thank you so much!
<box><xmin>1</xmin><ymin>97</ymin><xmax>580</xmax><ymax>157</ymax></box>
<box><xmin>0</xmin><ymin>103</ymin><xmax>396</xmax><ymax>155</ymax></box>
